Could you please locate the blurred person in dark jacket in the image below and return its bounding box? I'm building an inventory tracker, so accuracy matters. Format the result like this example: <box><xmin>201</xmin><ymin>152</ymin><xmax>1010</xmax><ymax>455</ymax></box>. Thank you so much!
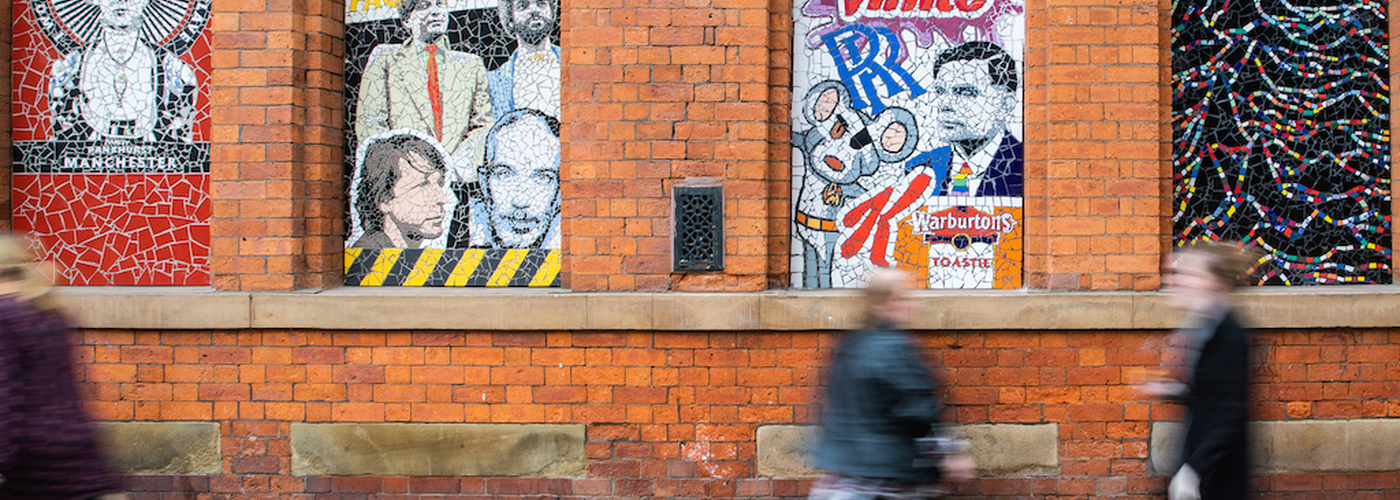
<box><xmin>1141</xmin><ymin>241</ymin><xmax>1257</xmax><ymax>500</ymax></box>
<box><xmin>0</xmin><ymin>235</ymin><xmax>124</xmax><ymax>500</ymax></box>
<box><xmin>810</xmin><ymin>267</ymin><xmax>975</xmax><ymax>500</ymax></box>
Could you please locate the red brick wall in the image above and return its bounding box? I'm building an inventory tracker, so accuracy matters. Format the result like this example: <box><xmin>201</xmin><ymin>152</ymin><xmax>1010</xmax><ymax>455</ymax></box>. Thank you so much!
<box><xmin>208</xmin><ymin>0</ymin><xmax>344</xmax><ymax>291</ymax></box>
<box><xmin>1022</xmin><ymin>0</ymin><xmax>1169</xmax><ymax>291</ymax></box>
<box><xmin>562</xmin><ymin>0</ymin><xmax>791</xmax><ymax>292</ymax></box>
<box><xmin>79</xmin><ymin>328</ymin><xmax>1400</xmax><ymax>498</ymax></box>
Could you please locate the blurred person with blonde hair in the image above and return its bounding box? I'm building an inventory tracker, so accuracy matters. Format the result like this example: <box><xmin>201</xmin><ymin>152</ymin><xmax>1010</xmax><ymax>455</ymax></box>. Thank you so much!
<box><xmin>0</xmin><ymin>235</ymin><xmax>124</xmax><ymax>499</ymax></box>
<box><xmin>1141</xmin><ymin>241</ymin><xmax>1259</xmax><ymax>500</ymax></box>
<box><xmin>810</xmin><ymin>267</ymin><xmax>975</xmax><ymax>500</ymax></box>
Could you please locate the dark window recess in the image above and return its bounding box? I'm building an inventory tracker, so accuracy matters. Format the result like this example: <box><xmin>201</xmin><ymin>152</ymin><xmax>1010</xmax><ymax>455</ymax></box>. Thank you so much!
<box><xmin>673</xmin><ymin>186</ymin><xmax>724</xmax><ymax>271</ymax></box>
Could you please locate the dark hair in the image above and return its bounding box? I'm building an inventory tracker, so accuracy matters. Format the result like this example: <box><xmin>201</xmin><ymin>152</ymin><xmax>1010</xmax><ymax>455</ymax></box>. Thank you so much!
<box><xmin>933</xmin><ymin>41</ymin><xmax>1018</xmax><ymax>92</ymax></box>
<box><xmin>398</xmin><ymin>0</ymin><xmax>435</xmax><ymax>21</ymax></box>
<box><xmin>356</xmin><ymin>134</ymin><xmax>446</xmax><ymax>233</ymax></box>
<box><xmin>497</xmin><ymin>0</ymin><xmax>558</xmax><ymax>35</ymax></box>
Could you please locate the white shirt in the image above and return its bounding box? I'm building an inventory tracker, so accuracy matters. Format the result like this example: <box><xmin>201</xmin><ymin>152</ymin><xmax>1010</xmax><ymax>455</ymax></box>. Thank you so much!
<box><xmin>948</xmin><ymin>130</ymin><xmax>1004</xmax><ymax>196</ymax></box>
<box><xmin>513</xmin><ymin>50</ymin><xmax>560</xmax><ymax>118</ymax></box>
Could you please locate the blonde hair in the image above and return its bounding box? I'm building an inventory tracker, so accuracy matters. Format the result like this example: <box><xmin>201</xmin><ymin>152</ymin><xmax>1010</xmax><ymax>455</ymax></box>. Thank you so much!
<box><xmin>863</xmin><ymin>267</ymin><xmax>910</xmax><ymax>327</ymax></box>
<box><xmin>0</xmin><ymin>235</ymin><xmax>58</xmax><ymax>311</ymax></box>
<box><xmin>1177</xmin><ymin>240</ymin><xmax>1262</xmax><ymax>289</ymax></box>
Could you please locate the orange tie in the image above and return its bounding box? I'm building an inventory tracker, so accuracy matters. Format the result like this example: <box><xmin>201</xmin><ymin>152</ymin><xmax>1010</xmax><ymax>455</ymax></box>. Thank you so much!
<box><xmin>425</xmin><ymin>44</ymin><xmax>443</xmax><ymax>141</ymax></box>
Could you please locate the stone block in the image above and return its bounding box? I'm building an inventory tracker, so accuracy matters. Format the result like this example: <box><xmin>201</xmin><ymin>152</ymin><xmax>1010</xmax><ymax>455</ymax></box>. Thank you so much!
<box><xmin>291</xmin><ymin>423</ymin><xmax>586</xmax><ymax>476</ymax></box>
<box><xmin>96</xmin><ymin>421</ymin><xmax>222</xmax><ymax>474</ymax></box>
<box><xmin>963</xmin><ymin>423</ymin><xmax>1059</xmax><ymax>476</ymax></box>
<box><xmin>1151</xmin><ymin>419</ymin><xmax>1400</xmax><ymax>474</ymax></box>
<box><xmin>756</xmin><ymin>423</ymin><xmax>1059</xmax><ymax>478</ymax></box>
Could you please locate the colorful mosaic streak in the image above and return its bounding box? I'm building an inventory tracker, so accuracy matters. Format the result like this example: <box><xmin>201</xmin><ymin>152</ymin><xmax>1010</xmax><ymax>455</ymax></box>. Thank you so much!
<box><xmin>344</xmin><ymin>248</ymin><xmax>560</xmax><ymax>287</ymax></box>
<box><xmin>11</xmin><ymin>0</ymin><xmax>212</xmax><ymax>285</ymax></box>
<box><xmin>791</xmin><ymin>0</ymin><xmax>1025</xmax><ymax>288</ymax></box>
<box><xmin>343</xmin><ymin>0</ymin><xmax>561</xmax><ymax>287</ymax></box>
<box><xmin>1173</xmin><ymin>0</ymin><xmax>1391</xmax><ymax>284</ymax></box>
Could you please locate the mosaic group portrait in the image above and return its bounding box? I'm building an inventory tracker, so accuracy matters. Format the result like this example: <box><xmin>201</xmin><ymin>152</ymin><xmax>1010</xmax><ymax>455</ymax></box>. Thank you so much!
<box><xmin>342</xmin><ymin>0</ymin><xmax>562</xmax><ymax>287</ymax></box>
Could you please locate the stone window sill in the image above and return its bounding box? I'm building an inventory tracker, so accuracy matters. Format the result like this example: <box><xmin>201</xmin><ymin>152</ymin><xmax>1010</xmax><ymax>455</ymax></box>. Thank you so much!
<box><xmin>51</xmin><ymin>286</ymin><xmax>1400</xmax><ymax>331</ymax></box>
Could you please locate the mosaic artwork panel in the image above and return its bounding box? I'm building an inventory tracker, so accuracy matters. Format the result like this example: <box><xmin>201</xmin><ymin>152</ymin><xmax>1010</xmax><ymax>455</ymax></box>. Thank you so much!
<box><xmin>343</xmin><ymin>0</ymin><xmax>560</xmax><ymax>287</ymax></box>
<box><xmin>791</xmin><ymin>0</ymin><xmax>1026</xmax><ymax>288</ymax></box>
<box><xmin>1172</xmin><ymin>0</ymin><xmax>1391</xmax><ymax>284</ymax></box>
<box><xmin>11</xmin><ymin>0</ymin><xmax>212</xmax><ymax>285</ymax></box>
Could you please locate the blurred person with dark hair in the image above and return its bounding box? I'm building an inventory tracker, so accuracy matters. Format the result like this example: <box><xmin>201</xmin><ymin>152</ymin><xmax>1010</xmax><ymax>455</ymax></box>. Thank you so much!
<box><xmin>1141</xmin><ymin>241</ymin><xmax>1258</xmax><ymax>500</ymax></box>
<box><xmin>0</xmin><ymin>235</ymin><xmax>124</xmax><ymax>499</ymax></box>
<box><xmin>810</xmin><ymin>267</ymin><xmax>975</xmax><ymax>500</ymax></box>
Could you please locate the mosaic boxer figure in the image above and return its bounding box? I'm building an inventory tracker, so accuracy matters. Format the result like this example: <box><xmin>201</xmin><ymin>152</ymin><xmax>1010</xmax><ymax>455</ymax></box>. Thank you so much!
<box><xmin>48</xmin><ymin>0</ymin><xmax>198</xmax><ymax>142</ymax></box>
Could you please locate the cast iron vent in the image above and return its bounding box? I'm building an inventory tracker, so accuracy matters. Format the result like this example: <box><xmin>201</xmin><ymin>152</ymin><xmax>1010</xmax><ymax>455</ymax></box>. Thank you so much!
<box><xmin>673</xmin><ymin>186</ymin><xmax>724</xmax><ymax>271</ymax></box>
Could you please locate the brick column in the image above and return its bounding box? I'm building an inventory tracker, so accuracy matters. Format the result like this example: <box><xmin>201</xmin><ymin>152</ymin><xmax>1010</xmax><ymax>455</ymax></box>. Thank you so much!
<box><xmin>209</xmin><ymin>0</ymin><xmax>343</xmax><ymax>291</ymax></box>
<box><xmin>1023</xmin><ymin>0</ymin><xmax>1168</xmax><ymax>290</ymax></box>
<box><xmin>563</xmin><ymin>0</ymin><xmax>779</xmax><ymax>291</ymax></box>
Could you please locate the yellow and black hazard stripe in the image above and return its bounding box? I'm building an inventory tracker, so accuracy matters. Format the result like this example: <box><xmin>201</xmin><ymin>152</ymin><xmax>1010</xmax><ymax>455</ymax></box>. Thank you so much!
<box><xmin>344</xmin><ymin>248</ymin><xmax>561</xmax><ymax>287</ymax></box>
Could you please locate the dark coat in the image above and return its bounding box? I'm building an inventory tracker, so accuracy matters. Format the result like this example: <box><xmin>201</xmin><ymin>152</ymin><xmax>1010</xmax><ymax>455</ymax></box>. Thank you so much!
<box><xmin>1181</xmin><ymin>311</ymin><xmax>1251</xmax><ymax>500</ymax></box>
<box><xmin>0</xmin><ymin>296</ymin><xmax>122</xmax><ymax>500</ymax></box>
<box><xmin>816</xmin><ymin>325</ymin><xmax>943</xmax><ymax>484</ymax></box>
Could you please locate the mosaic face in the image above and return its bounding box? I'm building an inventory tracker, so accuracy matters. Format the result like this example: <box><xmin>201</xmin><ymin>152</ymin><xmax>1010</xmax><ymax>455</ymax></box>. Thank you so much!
<box><xmin>12</xmin><ymin>0</ymin><xmax>211</xmax><ymax>284</ymax></box>
<box><xmin>93</xmin><ymin>0</ymin><xmax>148</xmax><ymax>29</ymax></box>
<box><xmin>351</xmin><ymin>132</ymin><xmax>452</xmax><ymax>249</ymax></box>
<box><xmin>403</xmin><ymin>0</ymin><xmax>449</xmax><ymax>43</ymax></box>
<box><xmin>793</xmin><ymin>4</ymin><xmax>1024</xmax><ymax>289</ymax></box>
<box><xmin>344</xmin><ymin>0</ymin><xmax>561</xmax><ymax>286</ymax></box>
<box><xmin>1172</xmin><ymin>0</ymin><xmax>1390</xmax><ymax>284</ymax></box>
<box><xmin>483</xmin><ymin>112</ymin><xmax>560</xmax><ymax>248</ymax></box>
<box><xmin>931</xmin><ymin>60</ymin><xmax>1013</xmax><ymax>145</ymax></box>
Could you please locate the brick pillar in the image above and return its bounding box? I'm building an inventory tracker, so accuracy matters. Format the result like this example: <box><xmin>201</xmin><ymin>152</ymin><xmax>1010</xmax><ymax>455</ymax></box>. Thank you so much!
<box><xmin>209</xmin><ymin>0</ymin><xmax>343</xmax><ymax>291</ymax></box>
<box><xmin>765</xmin><ymin>0</ymin><xmax>793</xmax><ymax>288</ymax></box>
<box><xmin>1024</xmin><ymin>0</ymin><xmax>1168</xmax><ymax>290</ymax></box>
<box><xmin>563</xmin><ymin>0</ymin><xmax>779</xmax><ymax>292</ymax></box>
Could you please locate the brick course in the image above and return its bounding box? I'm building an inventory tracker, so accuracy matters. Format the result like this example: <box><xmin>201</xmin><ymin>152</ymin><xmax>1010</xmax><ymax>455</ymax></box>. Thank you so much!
<box><xmin>78</xmin><ymin>328</ymin><xmax>1400</xmax><ymax>498</ymax></box>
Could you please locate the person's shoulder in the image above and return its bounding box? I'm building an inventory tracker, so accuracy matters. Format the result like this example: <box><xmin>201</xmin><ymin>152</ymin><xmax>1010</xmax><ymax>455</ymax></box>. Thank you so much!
<box><xmin>443</xmin><ymin>49</ymin><xmax>486</xmax><ymax>69</ymax></box>
<box><xmin>366</xmin><ymin>43</ymin><xmax>408</xmax><ymax>68</ymax></box>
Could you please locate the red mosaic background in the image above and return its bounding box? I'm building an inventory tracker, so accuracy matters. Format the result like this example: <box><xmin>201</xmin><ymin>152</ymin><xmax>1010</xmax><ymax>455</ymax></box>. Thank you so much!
<box><xmin>10</xmin><ymin>0</ymin><xmax>213</xmax><ymax>285</ymax></box>
<box><xmin>13</xmin><ymin>174</ymin><xmax>210</xmax><ymax>285</ymax></box>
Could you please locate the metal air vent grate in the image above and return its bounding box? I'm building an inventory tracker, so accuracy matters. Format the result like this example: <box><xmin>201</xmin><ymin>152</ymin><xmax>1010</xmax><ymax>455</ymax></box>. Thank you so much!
<box><xmin>673</xmin><ymin>186</ymin><xmax>724</xmax><ymax>271</ymax></box>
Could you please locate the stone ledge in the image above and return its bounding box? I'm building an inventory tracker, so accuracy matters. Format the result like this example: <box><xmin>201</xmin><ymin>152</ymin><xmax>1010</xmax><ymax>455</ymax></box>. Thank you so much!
<box><xmin>756</xmin><ymin>424</ymin><xmax>1059</xmax><ymax>478</ymax></box>
<box><xmin>1151</xmin><ymin>419</ymin><xmax>1400</xmax><ymax>474</ymax></box>
<box><xmin>96</xmin><ymin>421</ymin><xmax>221</xmax><ymax>474</ymax></box>
<box><xmin>290</xmin><ymin>423</ymin><xmax>586</xmax><ymax>476</ymax></box>
<box><xmin>53</xmin><ymin>286</ymin><xmax>1400</xmax><ymax>331</ymax></box>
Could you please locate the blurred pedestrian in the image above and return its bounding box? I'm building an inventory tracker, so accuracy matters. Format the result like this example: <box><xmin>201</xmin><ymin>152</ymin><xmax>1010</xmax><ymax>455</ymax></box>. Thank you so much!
<box><xmin>810</xmin><ymin>267</ymin><xmax>976</xmax><ymax>500</ymax></box>
<box><xmin>0</xmin><ymin>235</ymin><xmax>124</xmax><ymax>499</ymax></box>
<box><xmin>1142</xmin><ymin>241</ymin><xmax>1257</xmax><ymax>500</ymax></box>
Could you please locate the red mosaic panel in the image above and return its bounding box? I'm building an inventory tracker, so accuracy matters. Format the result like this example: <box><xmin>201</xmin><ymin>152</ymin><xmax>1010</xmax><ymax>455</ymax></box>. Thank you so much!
<box><xmin>11</xmin><ymin>0</ymin><xmax>213</xmax><ymax>285</ymax></box>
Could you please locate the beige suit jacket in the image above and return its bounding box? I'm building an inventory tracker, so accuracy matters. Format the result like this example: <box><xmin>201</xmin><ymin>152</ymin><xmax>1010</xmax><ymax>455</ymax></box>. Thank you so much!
<box><xmin>355</xmin><ymin>37</ymin><xmax>492</xmax><ymax>181</ymax></box>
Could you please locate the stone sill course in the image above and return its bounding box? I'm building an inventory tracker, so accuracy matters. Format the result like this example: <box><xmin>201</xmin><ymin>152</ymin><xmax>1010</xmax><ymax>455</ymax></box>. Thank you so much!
<box><xmin>52</xmin><ymin>286</ymin><xmax>1400</xmax><ymax>331</ymax></box>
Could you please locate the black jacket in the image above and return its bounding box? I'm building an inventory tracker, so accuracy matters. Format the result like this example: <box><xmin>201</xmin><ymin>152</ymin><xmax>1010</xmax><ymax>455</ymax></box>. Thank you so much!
<box><xmin>816</xmin><ymin>325</ymin><xmax>943</xmax><ymax>484</ymax></box>
<box><xmin>1182</xmin><ymin>311</ymin><xmax>1251</xmax><ymax>500</ymax></box>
